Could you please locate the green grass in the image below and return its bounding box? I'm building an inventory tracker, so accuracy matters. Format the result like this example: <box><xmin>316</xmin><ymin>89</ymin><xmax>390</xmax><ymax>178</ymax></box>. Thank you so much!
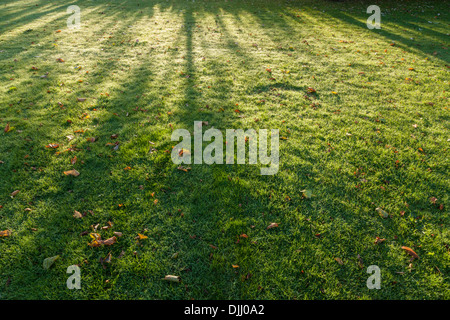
<box><xmin>0</xmin><ymin>0</ymin><xmax>449</xmax><ymax>300</ymax></box>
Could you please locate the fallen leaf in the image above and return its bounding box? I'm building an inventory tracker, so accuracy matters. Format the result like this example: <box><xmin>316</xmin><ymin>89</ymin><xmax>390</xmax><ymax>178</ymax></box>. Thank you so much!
<box><xmin>4</xmin><ymin>123</ymin><xmax>10</xmax><ymax>133</ymax></box>
<box><xmin>102</xmin><ymin>236</ymin><xmax>117</xmax><ymax>246</ymax></box>
<box><xmin>374</xmin><ymin>237</ymin><xmax>386</xmax><ymax>244</ymax></box>
<box><xmin>162</xmin><ymin>275</ymin><xmax>181</xmax><ymax>282</ymax></box>
<box><xmin>266</xmin><ymin>222</ymin><xmax>279</xmax><ymax>230</ymax></box>
<box><xmin>73</xmin><ymin>210</ymin><xmax>83</xmax><ymax>219</ymax></box>
<box><xmin>137</xmin><ymin>233</ymin><xmax>148</xmax><ymax>240</ymax></box>
<box><xmin>70</xmin><ymin>156</ymin><xmax>77</xmax><ymax>165</ymax></box>
<box><xmin>0</xmin><ymin>230</ymin><xmax>11</xmax><ymax>237</ymax></box>
<box><xmin>43</xmin><ymin>255</ymin><xmax>59</xmax><ymax>269</ymax></box>
<box><xmin>401</xmin><ymin>246</ymin><xmax>419</xmax><ymax>259</ymax></box>
<box><xmin>10</xmin><ymin>190</ymin><xmax>20</xmax><ymax>197</ymax></box>
<box><xmin>375</xmin><ymin>207</ymin><xmax>389</xmax><ymax>218</ymax></box>
<box><xmin>64</xmin><ymin>169</ymin><xmax>80</xmax><ymax>177</ymax></box>
<box><xmin>335</xmin><ymin>257</ymin><xmax>344</xmax><ymax>265</ymax></box>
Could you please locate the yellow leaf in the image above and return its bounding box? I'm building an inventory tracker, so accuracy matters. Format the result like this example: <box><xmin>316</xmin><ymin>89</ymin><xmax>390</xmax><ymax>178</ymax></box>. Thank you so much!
<box><xmin>0</xmin><ymin>230</ymin><xmax>11</xmax><ymax>237</ymax></box>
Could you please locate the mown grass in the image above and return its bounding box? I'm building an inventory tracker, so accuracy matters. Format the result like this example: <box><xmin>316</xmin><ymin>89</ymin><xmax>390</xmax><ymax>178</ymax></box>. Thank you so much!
<box><xmin>0</xmin><ymin>0</ymin><xmax>448</xmax><ymax>300</ymax></box>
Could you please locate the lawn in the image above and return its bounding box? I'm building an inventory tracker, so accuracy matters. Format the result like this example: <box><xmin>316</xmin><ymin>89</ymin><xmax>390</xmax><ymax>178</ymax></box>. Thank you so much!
<box><xmin>0</xmin><ymin>0</ymin><xmax>448</xmax><ymax>300</ymax></box>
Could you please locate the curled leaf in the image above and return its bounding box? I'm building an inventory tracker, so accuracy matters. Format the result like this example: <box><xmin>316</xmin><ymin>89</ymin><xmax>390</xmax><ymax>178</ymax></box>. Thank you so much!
<box><xmin>401</xmin><ymin>246</ymin><xmax>419</xmax><ymax>259</ymax></box>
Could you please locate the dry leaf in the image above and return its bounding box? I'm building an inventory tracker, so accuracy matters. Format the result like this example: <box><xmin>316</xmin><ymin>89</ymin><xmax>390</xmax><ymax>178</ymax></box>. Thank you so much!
<box><xmin>73</xmin><ymin>210</ymin><xmax>83</xmax><ymax>219</ymax></box>
<box><xmin>335</xmin><ymin>257</ymin><xmax>344</xmax><ymax>265</ymax></box>
<box><xmin>10</xmin><ymin>190</ymin><xmax>20</xmax><ymax>197</ymax></box>
<box><xmin>0</xmin><ymin>230</ymin><xmax>11</xmax><ymax>237</ymax></box>
<box><xmin>401</xmin><ymin>246</ymin><xmax>419</xmax><ymax>259</ymax></box>
<box><xmin>64</xmin><ymin>169</ymin><xmax>80</xmax><ymax>177</ymax></box>
<box><xmin>70</xmin><ymin>156</ymin><xmax>77</xmax><ymax>165</ymax></box>
<box><xmin>374</xmin><ymin>237</ymin><xmax>386</xmax><ymax>244</ymax></box>
<box><xmin>266</xmin><ymin>222</ymin><xmax>279</xmax><ymax>230</ymax></box>
<box><xmin>162</xmin><ymin>275</ymin><xmax>181</xmax><ymax>282</ymax></box>
<box><xmin>4</xmin><ymin>123</ymin><xmax>10</xmax><ymax>133</ymax></box>
<box><xmin>137</xmin><ymin>233</ymin><xmax>148</xmax><ymax>240</ymax></box>
<box><xmin>102</xmin><ymin>236</ymin><xmax>117</xmax><ymax>246</ymax></box>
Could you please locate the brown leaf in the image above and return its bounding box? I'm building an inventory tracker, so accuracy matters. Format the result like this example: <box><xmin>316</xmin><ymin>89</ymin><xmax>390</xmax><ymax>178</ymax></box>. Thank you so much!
<box><xmin>102</xmin><ymin>236</ymin><xmax>117</xmax><ymax>246</ymax></box>
<box><xmin>4</xmin><ymin>123</ymin><xmax>10</xmax><ymax>133</ymax></box>
<box><xmin>73</xmin><ymin>210</ymin><xmax>83</xmax><ymax>219</ymax></box>
<box><xmin>401</xmin><ymin>246</ymin><xmax>419</xmax><ymax>259</ymax></box>
<box><xmin>266</xmin><ymin>222</ymin><xmax>279</xmax><ymax>230</ymax></box>
<box><xmin>10</xmin><ymin>190</ymin><xmax>20</xmax><ymax>197</ymax></box>
<box><xmin>357</xmin><ymin>254</ymin><xmax>364</xmax><ymax>268</ymax></box>
<box><xmin>335</xmin><ymin>257</ymin><xmax>344</xmax><ymax>265</ymax></box>
<box><xmin>64</xmin><ymin>169</ymin><xmax>80</xmax><ymax>177</ymax></box>
<box><xmin>70</xmin><ymin>156</ymin><xmax>77</xmax><ymax>165</ymax></box>
<box><xmin>374</xmin><ymin>237</ymin><xmax>386</xmax><ymax>244</ymax></box>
